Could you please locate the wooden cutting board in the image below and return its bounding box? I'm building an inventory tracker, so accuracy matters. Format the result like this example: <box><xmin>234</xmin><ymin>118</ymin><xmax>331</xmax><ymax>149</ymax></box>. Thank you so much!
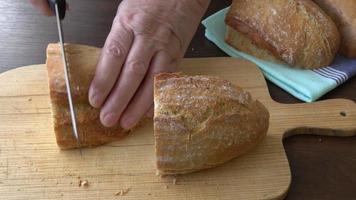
<box><xmin>0</xmin><ymin>58</ymin><xmax>355</xmax><ymax>200</ymax></box>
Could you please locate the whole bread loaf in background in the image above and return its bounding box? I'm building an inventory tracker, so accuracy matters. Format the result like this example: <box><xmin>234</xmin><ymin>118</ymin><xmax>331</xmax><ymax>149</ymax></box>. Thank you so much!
<box><xmin>46</xmin><ymin>43</ymin><xmax>146</xmax><ymax>149</ymax></box>
<box><xmin>154</xmin><ymin>73</ymin><xmax>269</xmax><ymax>175</ymax></box>
<box><xmin>225</xmin><ymin>0</ymin><xmax>340</xmax><ymax>69</ymax></box>
<box><xmin>313</xmin><ymin>0</ymin><xmax>356</xmax><ymax>58</ymax></box>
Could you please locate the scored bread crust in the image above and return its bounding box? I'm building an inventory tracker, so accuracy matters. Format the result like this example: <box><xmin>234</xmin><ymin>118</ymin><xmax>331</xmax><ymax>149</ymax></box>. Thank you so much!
<box><xmin>312</xmin><ymin>0</ymin><xmax>356</xmax><ymax>58</ymax></box>
<box><xmin>154</xmin><ymin>73</ymin><xmax>269</xmax><ymax>175</ymax></box>
<box><xmin>46</xmin><ymin>43</ymin><xmax>146</xmax><ymax>149</ymax></box>
<box><xmin>225</xmin><ymin>0</ymin><xmax>340</xmax><ymax>69</ymax></box>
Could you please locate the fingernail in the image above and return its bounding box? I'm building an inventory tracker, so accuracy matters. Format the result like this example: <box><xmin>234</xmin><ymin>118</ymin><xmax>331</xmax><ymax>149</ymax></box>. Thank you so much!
<box><xmin>89</xmin><ymin>90</ymin><xmax>101</xmax><ymax>108</ymax></box>
<box><xmin>120</xmin><ymin>115</ymin><xmax>135</xmax><ymax>130</ymax></box>
<box><xmin>101</xmin><ymin>113</ymin><xmax>118</xmax><ymax>127</ymax></box>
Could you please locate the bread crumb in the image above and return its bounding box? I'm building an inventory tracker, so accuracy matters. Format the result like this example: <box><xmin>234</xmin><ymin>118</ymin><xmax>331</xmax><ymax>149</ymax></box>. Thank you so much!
<box><xmin>155</xmin><ymin>171</ymin><xmax>160</xmax><ymax>176</ymax></box>
<box><xmin>164</xmin><ymin>185</ymin><xmax>168</xmax><ymax>189</ymax></box>
<box><xmin>172</xmin><ymin>177</ymin><xmax>177</xmax><ymax>185</ymax></box>
<box><xmin>147</xmin><ymin>193</ymin><xmax>151</xmax><ymax>196</ymax></box>
<box><xmin>79</xmin><ymin>180</ymin><xmax>89</xmax><ymax>188</ymax></box>
<box><xmin>28</xmin><ymin>98</ymin><xmax>32</xmax><ymax>102</ymax></box>
<box><xmin>115</xmin><ymin>188</ymin><xmax>130</xmax><ymax>196</ymax></box>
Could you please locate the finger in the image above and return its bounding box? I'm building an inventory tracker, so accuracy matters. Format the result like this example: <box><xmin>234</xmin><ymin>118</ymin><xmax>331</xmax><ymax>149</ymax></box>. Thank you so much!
<box><xmin>28</xmin><ymin>0</ymin><xmax>53</xmax><ymax>16</ymax></box>
<box><xmin>99</xmin><ymin>37</ymin><xmax>155</xmax><ymax>127</ymax></box>
<box><xmin>89</xmin><ymin>19</ymin><xmax>133</xmax><ymax>108</ymax></box>
<box><xmin>119</xmin><ymin>51</ymin><xmax>179</xmax><ymax>129</ymax></box>
<box><xmin>145</xmin><ymin>104</ymin><xmax>154</xmax><ymax>118</ymax></box>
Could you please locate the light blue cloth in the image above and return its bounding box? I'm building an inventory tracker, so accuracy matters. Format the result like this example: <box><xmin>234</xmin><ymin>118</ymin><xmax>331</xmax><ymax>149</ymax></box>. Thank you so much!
<box><xmin>202</xmin><ymin>8</ymin><xmax>356</xmax><ymax>102</ymax></box>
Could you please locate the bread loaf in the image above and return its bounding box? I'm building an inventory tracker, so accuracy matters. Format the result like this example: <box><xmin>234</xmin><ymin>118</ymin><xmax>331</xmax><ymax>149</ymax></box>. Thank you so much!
<box><xmin>225</xmin><ymin>0</ymin><xmax>341</xmax><ymax>69</ymax></box>
<box><xmin>313</xmin><ymin>0</ymin><xmax>356</xmax><ymax>58</ymax></box>
<box><xmin>47</xmin><ymin>43</ymin><xmax>269</xmax><ymax>175</ymax></box>
<box><xmin>46</xmin><ymin>43</ymin><xmax>145</xmax><ymax>149</ymax></box>
<box><xmin>154</xmin><ymin>73</ymin><xmax>269</xmax><ymax>174</ymax></box>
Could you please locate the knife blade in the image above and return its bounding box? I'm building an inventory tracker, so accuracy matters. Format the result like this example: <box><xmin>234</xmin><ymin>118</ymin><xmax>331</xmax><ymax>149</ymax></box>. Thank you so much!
<box><xmin>48</xmin><ymin>0</ymin><xmax>81</xmax><ymax>148</ymax></box>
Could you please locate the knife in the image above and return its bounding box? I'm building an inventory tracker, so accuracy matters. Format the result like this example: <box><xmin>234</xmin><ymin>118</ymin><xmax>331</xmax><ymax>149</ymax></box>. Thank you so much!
<box><xmin>48</xmin><ymin>0</ymin><xmax>81</xmax><ymax>148</ymax></box>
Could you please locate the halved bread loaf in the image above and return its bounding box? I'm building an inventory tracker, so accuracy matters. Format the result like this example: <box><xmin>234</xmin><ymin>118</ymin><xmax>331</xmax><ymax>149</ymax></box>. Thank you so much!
<box><xmin>46</xmin><ymin>43</ymin><xmax>140</xmax><ymax>149</ymax></box>
<box><xmin>154</xmin><ymin>73</ymin><xmax>269</xmax><ymax>174</ymax></box>
<box><xmin>47</xmin><ymin>43</ymin><xmax>269</xmax><ymax>175</ymax></box>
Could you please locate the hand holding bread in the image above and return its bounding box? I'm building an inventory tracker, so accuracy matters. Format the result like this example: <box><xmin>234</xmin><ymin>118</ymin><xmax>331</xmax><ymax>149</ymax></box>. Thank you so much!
<box><xmin>46</xmin><ymin>43</ymin><xmax>269</xmax><ymax>174</ymax></box>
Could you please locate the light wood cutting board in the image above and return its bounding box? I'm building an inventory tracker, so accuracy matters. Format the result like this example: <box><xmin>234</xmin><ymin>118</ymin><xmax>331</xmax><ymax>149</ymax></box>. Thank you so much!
<box><xmin>0</xmin><ymin>58</ymin><xmax>355</xmax><ymax>200</ymax></box>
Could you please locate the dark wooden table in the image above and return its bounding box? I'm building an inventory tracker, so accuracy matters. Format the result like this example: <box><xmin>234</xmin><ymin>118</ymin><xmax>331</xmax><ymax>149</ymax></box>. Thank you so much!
<box><xmin>1</xmin><ymin>1</ymin><xmax>355</xmax><ymax>199</ymax></box>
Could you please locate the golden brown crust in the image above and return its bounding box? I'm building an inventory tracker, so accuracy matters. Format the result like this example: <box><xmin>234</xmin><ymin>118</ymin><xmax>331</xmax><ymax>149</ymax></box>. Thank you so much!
<box><xmin>46</xmin><ymin>43</ymin><xmax>100</xmax><ymax>105</ymax></box>
<box><xmin>154</xmin><ymin>73</ymin><xmax>269</xmax><ymax>175</ymax></box>
<box><xmin>225</xmin><ymin>27</ymin><xmax>285</xmax><ymax>65</ymax></box>
<box><xmin>313</xmin><ymin>0</ymin><xmax>356</xmax><ymax>58</ymax></box>
<box><xmin>46</xmin><ymin>43</ymin><xmax>146</xmax><ymax>149</ymax></box>
<box><xmin>225</xmin><ymin>0</ymin><xmax>340</xmax><ymax>69</ymax></box>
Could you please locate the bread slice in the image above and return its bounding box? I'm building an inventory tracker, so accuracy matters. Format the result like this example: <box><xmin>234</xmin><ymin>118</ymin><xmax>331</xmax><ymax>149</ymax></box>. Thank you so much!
<box><xmin>46</xmin><ymin>43</ymin><xmax>144</xmax><ymax>149</ymax></box>
<box><xmin>154</xmin><ymin>73</ymin><xmax>269</xmax><ymax>175</ymax></box>
<box><xmin>225</xmin><ymin>0</ymin><xmax>340</xmax><ymax>69</ymax></box>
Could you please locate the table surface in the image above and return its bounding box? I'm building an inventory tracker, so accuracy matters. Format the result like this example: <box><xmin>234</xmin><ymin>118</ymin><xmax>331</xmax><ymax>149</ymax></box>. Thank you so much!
<box><xmin>0</xmin><ymin>0</ymin><xmax>355</xmax><ymax>199</ymax></box>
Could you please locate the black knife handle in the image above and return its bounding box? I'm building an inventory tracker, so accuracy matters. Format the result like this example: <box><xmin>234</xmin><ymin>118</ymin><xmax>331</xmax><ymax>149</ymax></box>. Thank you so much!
<box><xmin>47</xmin><ymin>0</ymin><xmax>66</xmax><ymax>20</ymax></box>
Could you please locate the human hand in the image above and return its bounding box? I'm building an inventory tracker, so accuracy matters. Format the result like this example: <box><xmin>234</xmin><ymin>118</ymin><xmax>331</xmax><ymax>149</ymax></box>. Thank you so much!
<box><xmin>28</xmin><ymin>0</ymin><xmax>54</xmax><ymax>16</ymax></box>
<box><xmin>28</xmin><ymin>0</ymin><xmax>69</xmax><ymax>16</ymax></box>
<box><xmin>89</xmin><ymin>0</ymin><xmax>210</xmax><ymax>129</ymax></box>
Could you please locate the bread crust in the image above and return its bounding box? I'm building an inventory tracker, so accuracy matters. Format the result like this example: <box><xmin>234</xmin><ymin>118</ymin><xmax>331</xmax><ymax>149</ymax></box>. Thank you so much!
<box><xmin>313</xmin><ymin>0</ymin><xmax>356</xmax><ymax>58</ymax></box>
<box><xmin>154</xmin><ymin>73</ymin><xmax>269</xmax><ymax>174</ymax></box>
<box><xmin>46</xmin><ymin>43</ymin><xmax>145</xmax><ymax>149</ymax></box>
<box><xmin>225</xmin><ymin>0</ymin><xmax>340</xmax><ymax>69</ymax></box>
